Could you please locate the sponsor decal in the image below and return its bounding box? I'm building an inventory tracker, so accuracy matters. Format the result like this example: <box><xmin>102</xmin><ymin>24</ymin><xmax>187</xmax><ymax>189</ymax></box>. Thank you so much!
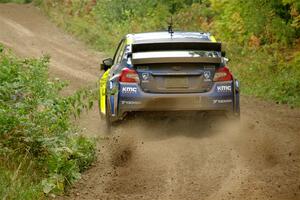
<box><xmin>121</xmin><ymin>101</ymin><xmax>141</xmax><ymax>105</ymax></box>
<box><xmin>141</xmin><ymin>72</ymin><xmax>150</xmax><ymax>82</ymax></box>
<box><xmin>213</xmin><ymin>99</ymin><xmax>233</xmax><ymax>104</ymax></box>
<box><xmin>217</xmin><ymin>85</ymin><xmax>232</xmax><ymax>92</ymax></box>
<box><xmin>122</xmin><ymin>86</ymin><xmax>137</xmax><ymax>94</ymax></box>
<box><xmin>203</xmin><ymin>71</ymin><xmax>211</xmax><ymax>81</ymax></box>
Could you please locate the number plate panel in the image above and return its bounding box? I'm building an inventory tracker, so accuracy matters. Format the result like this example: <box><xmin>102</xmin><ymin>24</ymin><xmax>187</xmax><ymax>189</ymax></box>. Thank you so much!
<box><xmin>165</xmin><ymin>77</ymin><xmax>189</xmax><ymax>88</ymax></box>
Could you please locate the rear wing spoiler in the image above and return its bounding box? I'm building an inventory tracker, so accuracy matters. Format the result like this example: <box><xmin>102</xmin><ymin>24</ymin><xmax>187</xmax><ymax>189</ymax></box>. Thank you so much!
<box><xmin>132</xmin><ymin>56</ymin><xmax>222</xmax><ymax>65</ymax></box>
<box><xmin>131</xmin><ymin>41</ymin><xmax>222</xmax><ymax>65</ymax></box>
<box><xmin>132</xmin><ymin>40</ymin><xmax>222</xmax><ymax>52</ymax></box>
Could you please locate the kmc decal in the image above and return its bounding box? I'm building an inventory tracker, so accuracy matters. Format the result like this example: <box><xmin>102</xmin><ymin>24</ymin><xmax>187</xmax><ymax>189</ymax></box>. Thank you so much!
<box><xmin>217</xmin><ymin>85</ymin><xmax>232</xmax><ymax>92</ymax></box>
<box><xmin>122</xmin><ymin>87</ymin><xmax>137</xmax><ymax>94</ymax></box>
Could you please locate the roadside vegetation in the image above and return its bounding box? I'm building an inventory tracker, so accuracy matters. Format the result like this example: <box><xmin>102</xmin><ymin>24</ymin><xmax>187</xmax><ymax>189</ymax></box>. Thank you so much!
<box><xmin>0</xmin><ymin>0</ymin><xmax>31</xmax><ymax>3</ymax></box>
<box><xmin>35</xmin><ymin>0</ymin><xmax>300</xmax><ymax>106</ymax></box>
<box><xmin>0</xmin><ymin>44</ymin><xmax>96</xmax><ymax>199</ymax></box>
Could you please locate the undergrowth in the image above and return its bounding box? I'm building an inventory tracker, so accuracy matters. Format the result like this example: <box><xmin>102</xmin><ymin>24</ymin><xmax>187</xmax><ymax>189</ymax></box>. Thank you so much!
<box><xmin>0</xmin><ymin>44</ymin><xmax>96</xmax><ymax>199</ymax></box>
<box><xmin>229</xmin><ymin>44</ymin><xmax>300</xmax><ymax>106</ymax></box>
<box><xmin>0</xmin><ymin>0</ymin><xmax>31</xmax><ymax>3</ymax></box>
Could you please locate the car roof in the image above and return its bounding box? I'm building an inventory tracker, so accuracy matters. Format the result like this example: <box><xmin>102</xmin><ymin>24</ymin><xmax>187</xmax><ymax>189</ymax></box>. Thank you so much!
<box><xmin>127</xmin><ymin>32</ymin><xmax>213</xmax><ymax>44</ymax></box>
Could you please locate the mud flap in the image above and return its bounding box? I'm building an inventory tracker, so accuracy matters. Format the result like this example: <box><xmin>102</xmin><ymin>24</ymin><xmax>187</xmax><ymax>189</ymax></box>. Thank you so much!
<box><xmin>233</xmin><ymin>79</ymin><xmax>240</xmax><ymax>115</ymax></box>
<box><xmin>109</xmin><ymin>81</ymin><xmax>119</xmax><ymax>118</ymax></box>
<box><xmin>99</xmin><ymin>69</ymin><xmax>111</xmax><ymax>115</ymax></box>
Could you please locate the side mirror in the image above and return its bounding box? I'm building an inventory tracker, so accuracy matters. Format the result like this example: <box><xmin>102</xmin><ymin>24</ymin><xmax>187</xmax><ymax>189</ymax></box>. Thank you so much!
<box><xmin>221</xmin><ymin>51</ymin><xmax>226</xmax><ymax>57</ymax></box>
<box><xmin>100</xmin><ymin>58</ymin><xmax>113</xmax><ymax>71</ymax></box>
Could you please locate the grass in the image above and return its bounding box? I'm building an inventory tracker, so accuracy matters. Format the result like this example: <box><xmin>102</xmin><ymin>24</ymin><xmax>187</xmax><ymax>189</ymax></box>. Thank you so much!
<box><xmin>0</xmin><ymin>165</ymin><xmax>43</xmax><ymax>199</ymax></box>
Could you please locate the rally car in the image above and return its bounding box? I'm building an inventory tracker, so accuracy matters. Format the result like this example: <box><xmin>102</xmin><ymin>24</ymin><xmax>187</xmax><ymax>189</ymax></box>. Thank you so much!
<box><xmin>99</xmin><ymin>31</ymin><xmax>240</xmax><ymax>128</ymax></box>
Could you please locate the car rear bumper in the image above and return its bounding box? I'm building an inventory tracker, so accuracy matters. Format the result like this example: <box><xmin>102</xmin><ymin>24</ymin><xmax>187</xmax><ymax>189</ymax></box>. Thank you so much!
<box><xmin>117</xmin><ymin>81</ymin><xmax>238</xmax><ymax>116</ymax></box>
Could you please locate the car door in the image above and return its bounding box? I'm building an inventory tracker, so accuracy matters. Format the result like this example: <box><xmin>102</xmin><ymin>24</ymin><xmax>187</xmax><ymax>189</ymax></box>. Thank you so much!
<box><xmin>99</xmin><ymin>39</ymin><xmax>125</xmax><ymax>116</ymax></box>
<box><xmin>106</xmin><ymin>39</ymin><xmax>126</xmax><ymax>117</ymax></box>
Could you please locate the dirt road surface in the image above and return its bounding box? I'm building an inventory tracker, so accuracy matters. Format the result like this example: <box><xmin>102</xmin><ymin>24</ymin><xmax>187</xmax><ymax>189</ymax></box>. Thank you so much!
<box><xmin>1</xmin><ymin>4</ymin><xmax>300</xmax><ymax>200</ymax></box>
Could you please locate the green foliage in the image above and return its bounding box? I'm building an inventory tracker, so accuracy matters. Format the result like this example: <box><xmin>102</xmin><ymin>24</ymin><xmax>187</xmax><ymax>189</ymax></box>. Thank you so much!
<box><xmin>0</xmin><ymin>0</ymin><xmax>32</xmax><ymax>3</ymax></box>
<box><xmin>37</xmin><ymin>0</ymin><xmax>300</xmax><ymax>106</ymax></box>
<box><xmin>39</xmin><ymin>0</ymin><xmax>171</xmax><ymax>54</ymax></box>
<box><xmin>229</xmin><ymin>45</ymin><xmax>300</xmax><ymax>106</ymax></box>
<box><xmin>39</xmin><ymin>0</ymin><xmax>300</xmax><ymax>106</ymax></box>
<box><xmin>209</xmin><ymin>0</ymin><xmax>300</xmax><ymax>106</ymax></box>
<box><xmin>213</xmin><ymin>0</ymin><xmax>298</xmax><ymax>46</ymax></box>
<box><xmin>174</xmin><ymin>1</ymin><xmax>214</xmax><ymax>32</ymax></box>
<box><xmin>0</xmin><ymin>166</ymin><xmax>43</xmax><ymax>200</ymax></box>
<box><xmin>0</xmin><ymin>46</ymin><xmax>96</xmax><ymax>199</ymax></box>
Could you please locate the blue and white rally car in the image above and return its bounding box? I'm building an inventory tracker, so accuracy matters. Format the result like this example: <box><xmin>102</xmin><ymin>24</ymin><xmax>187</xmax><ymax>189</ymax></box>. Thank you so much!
<box><xmin>99</xmin><ymin>31</ymin><xmax>240</xmax><ymax>128</ymax></box>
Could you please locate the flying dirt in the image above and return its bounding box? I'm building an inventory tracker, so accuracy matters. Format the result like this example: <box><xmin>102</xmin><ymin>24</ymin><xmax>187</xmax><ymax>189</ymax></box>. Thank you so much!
<box><xmin>0</xmin><ymin>4</ymin><xmax>299</xmax><ymax>200</ymax></box>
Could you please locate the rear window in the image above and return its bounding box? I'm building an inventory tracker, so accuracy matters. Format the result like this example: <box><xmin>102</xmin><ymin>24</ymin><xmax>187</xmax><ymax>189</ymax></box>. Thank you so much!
<box><xmin>132</xmin><ymin>51</ymin><xmax>220</xmax><ymax>60</ymax></box>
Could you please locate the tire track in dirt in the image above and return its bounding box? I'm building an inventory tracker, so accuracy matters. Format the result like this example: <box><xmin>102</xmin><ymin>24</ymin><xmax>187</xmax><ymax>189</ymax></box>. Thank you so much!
<box><xmin>1</xmin><ymin>4</ymin><xmax>300</xmax><ymax>200</ymax></box>
<box><xmin>0</xmin><ymin>3</ymin><xmax>101</xmax><ymax>94</ymax></box>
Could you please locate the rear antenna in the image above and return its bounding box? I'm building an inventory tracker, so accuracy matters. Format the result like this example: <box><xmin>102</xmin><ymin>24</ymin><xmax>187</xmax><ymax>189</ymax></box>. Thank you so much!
<box><xmin>168</xmin><ymin>16</ymin><xmax>174</xmax><ymax>38</ymax></box>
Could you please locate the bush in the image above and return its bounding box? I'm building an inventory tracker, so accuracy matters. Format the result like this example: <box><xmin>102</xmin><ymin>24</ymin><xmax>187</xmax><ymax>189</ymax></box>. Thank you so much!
<box><xmin>0</xmin><ymin>45</ymin><xmax>96</xmax><ymax>199</ymax></box>
<box><xmin>229</xmin><ymin>45</ymin><xmax>300</xmax><ymax>107</ymax></box>
<box><xmin>212</xmin><ymin>0</ymin><xmax>299</xmax><ymax>46</ymax></box>
<box><xmin>0</xmin><ymin>0</ymin><xmax>32</xmax><ymax>3</ymax></box>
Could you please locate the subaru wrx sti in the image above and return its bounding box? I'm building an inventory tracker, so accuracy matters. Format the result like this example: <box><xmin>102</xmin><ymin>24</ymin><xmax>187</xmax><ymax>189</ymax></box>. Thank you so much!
<box><xmin>99</xmin><ymin>32</ymin><xmax>240</xmax><ymax>128</ymax></box>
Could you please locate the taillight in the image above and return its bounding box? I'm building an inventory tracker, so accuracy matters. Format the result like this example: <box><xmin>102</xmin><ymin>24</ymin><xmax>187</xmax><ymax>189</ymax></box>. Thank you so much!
<box><xmin>213</xmin><ymin>67</ymin><xmax>233</xmax><ymax>82</ymax></box>
<box><xmin>119</xmin><ymin>68</ymin><xmax>140</xmax><ymax>83</ymax></box>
